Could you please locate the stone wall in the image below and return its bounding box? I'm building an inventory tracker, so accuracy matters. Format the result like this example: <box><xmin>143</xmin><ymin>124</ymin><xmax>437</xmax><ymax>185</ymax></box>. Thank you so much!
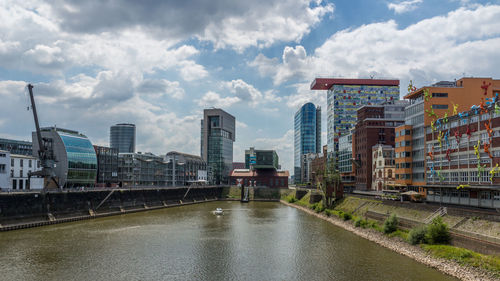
<box><xmin>0</xmin><ymin>186</ymin><xmax>223</xmax><ymax>227</ymax></box>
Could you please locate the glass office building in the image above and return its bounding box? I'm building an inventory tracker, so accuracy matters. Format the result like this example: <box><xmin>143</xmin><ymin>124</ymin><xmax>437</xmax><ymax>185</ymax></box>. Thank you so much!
<box><xmin>33</xmin><ymin>127</ymin><xmax>97</xmax><ymax>188</ymax></box>
<box><xmin>294</xmin><ymin>103</ymin><xmax>321</xmax><ymax>182</ymax></box>
<box><xmin>201</xmin><ymin>109</ymin><xmax>235</xmax><ymax>185</ymax></box>
<box><xmin>110</xmin><ymin>123</ymin><xmax>136</xmax><ymax>153</ymax></box>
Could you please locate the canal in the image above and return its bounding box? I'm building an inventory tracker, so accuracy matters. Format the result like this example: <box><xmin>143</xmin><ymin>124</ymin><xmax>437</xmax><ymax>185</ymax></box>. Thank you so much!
<box><xmin>0</xmin><ymin>201</ymin><xmax>457</xmax><ymax>280</ymax></box>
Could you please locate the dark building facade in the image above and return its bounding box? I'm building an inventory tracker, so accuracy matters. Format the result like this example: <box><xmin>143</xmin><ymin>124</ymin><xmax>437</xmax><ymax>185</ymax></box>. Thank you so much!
<box><xmin>294</xmin><ymin>102</ymin><xmax>321</xmax><ymax>183</ymax></box>
<box><xmin>110</xmin><ymin>123</ymin><xmax>136</xmax><ymax>153</ymax></box>
<box><xmin>165</xmin><ymin>151</ymin><xmax>207</xmax><ymax>185</ymax></box>
<box><xmin>353</xmin><ymin>102</ymin><xmax>406</xmax><ymax>190</ymax></box>
<box><xmin>0</xmin><ymin>138</ymin><xmax>32</xmax><ymax>156</ymax></box>
<box><xmin>94</xmin><ymin>145</ymin><xmax>119</xmax><ymax>186</ymax></box>
<box><xmin>245</xmin><ymin>147</ymin><xmax>279</xmax><ymax>170</ymax></box>
<box><xmin>201</xmin><ymin>109</ymin><xmax>235</xmax><ymax>185</ymax></box>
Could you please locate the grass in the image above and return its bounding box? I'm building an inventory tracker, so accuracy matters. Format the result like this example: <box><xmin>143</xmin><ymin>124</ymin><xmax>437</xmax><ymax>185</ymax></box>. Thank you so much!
<box><xmin>422</xmin><ymin>244</ymin><xmax>500</xmax><ymax>278</ymax></box>
<box><xmin>388</xmin><ymin>229</ymin><xmax>409</xmax><ymax>240</ymax></box>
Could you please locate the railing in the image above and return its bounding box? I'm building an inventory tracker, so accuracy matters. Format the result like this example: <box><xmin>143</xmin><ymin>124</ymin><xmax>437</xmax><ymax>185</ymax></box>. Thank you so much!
<box><xmin>424</xmin><ymin>207</ymin><xmax>447</xmax><ymax>224</ymax></box>
<box><xmin>0</xmin><ymin>185</ymin><xmax>228</xmax><ymax>194</ymax></box>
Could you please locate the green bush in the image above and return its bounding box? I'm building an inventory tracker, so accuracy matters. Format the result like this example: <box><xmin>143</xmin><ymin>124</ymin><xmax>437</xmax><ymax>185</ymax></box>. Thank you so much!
<box><xmin>341</xmin><ymin>212</ymin><xmax>352</xmax><ymax>221</ymax></box>
<box><xmin>286</xmin><ymin>195</ymin><xmax>297</xmax><ymax>203</ymax></box>
<box><xmin>354</xmin><ymin>218</ymin><xmax>364</xmax><ymax>227</ymax></box>
<box><xmin>426</xmin><ymin>217</ymin><xmax>451</xmax><ymax>244</ymax></box>
<box><xmin>383</xmin><ymin>213</ymin><xmax>398</xmax><ymax>234</ymax></box>
<box><xmin>408</xmin><ymin>226</ymin><xmax>428</xmax><ymax>245</ymax></box>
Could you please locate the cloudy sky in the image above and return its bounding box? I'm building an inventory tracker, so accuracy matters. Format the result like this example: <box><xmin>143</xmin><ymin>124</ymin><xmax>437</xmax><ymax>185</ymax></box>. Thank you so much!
<box><xmin>1</xmin><ymin>0</ymin><xmax>500</xmax><ymax>173</ymax></box>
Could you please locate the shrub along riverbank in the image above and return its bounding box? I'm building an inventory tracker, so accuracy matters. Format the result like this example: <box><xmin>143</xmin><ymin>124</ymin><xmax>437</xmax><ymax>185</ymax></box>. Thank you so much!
<box><xmin>282</xmin><ymin>191</ymin><xmax>500</xmax><ymax>280</ymax></box>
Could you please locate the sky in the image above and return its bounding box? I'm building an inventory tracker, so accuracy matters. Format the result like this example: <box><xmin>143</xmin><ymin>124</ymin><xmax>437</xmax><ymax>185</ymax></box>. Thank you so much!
<box><xmin>1</xmin><ymin>0</ymin><xmax>500</xmax><ymax>174</ymax></box>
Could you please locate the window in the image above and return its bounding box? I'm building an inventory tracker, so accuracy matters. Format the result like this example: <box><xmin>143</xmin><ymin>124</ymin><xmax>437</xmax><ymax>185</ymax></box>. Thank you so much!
<box><xmin>432</xmin><ymin>93</ymin><xmax>448</xmax><ymax>98</ymax></box>
<box><xmin>432</xmin><ymin>104</ymin><xmax>448</xmax><ymax>109</ymax></box>
<box><xmin>0</xmin><ymin>164</ymin><xmax>5</xmax><ymax>173</ymax></box>
<box><xmin>20</xmin><ymin>170</ymin><xmax>23</xmax><ymax>178</ymax></box>
<box><xmin>0</xmin><ymin>153</ymin><xmax>5</xmax><ymax>157</ymax></box>
<box><xmin>11</xmin><ymin>159</ymin><xmax>14</xmax><ymax>166</ymax></box>
<box><xmin>29</xmin><ymin>160</ymin><xmax>32</xmax><ymax>168</ymax></box>
<box><xmin>20</xmin><ymin>160</ymin><xmax>23</xmax><ymax>167</ymax></box>
<box><xmin>12</xmin><ymin>179</ymin><xmax>16</xmax><ymax>189</ymax></box>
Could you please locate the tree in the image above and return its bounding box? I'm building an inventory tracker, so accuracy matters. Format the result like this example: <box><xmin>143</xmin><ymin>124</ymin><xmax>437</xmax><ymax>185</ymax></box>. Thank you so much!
<box><xmin>320</xmin><ymin>159</ymin><xmax>342</xmax><ymax>207</ymax></box>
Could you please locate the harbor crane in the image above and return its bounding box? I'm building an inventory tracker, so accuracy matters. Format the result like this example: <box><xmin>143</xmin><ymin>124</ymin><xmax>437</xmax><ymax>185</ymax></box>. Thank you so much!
<box><xmin>26</xmin><ymin>84</ymin><xmax>60</xmax><ymax>189</ymax></box>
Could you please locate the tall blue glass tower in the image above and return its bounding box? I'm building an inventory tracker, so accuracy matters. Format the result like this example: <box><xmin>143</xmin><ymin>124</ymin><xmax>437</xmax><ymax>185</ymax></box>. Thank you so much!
<box><xmin>294</xmin><ymin>103</ymin><xmax>321</xmax><ymax>183</ymax></box>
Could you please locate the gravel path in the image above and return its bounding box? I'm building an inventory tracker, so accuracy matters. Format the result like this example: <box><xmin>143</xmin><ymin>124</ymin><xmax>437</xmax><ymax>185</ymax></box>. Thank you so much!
<box><xmin>280</xmin><ymin>200</ymin><xmax>498</xmax><ymax>281</ymax></box>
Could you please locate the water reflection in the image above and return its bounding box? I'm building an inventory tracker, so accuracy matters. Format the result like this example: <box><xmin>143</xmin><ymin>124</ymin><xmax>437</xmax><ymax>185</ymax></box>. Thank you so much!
<box><xmin>0</xmin><ymin>201</ymin><xmax>456</xmax><ymax>281</ymax></box>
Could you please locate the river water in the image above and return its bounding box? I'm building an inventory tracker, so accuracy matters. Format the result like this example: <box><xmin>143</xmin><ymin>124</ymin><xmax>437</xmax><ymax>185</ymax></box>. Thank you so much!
<box><xmin>0</xmin><ymin>201</ymin><xmax>456</xmax><ymax>281</ymax></box>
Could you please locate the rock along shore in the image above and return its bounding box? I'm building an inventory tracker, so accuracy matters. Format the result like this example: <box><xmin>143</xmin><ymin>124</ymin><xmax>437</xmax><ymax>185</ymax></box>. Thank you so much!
<box><xmin>280</xmin><ymin>200</ymin><xmax>497</xmax><ymax>281</ymax></box>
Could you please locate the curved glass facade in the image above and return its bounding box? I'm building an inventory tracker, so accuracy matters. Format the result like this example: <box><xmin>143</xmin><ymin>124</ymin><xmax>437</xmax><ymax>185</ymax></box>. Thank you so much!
<box><xmin>110</xmin><ymin>124</ymin><xmax>136</xmax><ymax>153</ymax></box>
<box><xmin>60</xmin><ymin>133</ymin><xmax>97</xmax><ymax>187</ymax></box>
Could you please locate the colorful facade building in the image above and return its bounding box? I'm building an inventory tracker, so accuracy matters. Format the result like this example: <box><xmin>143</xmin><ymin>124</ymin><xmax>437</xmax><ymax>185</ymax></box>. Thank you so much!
<box><xmin>424</xmin><ymin>87</ymin><xmax>500</xmax><ymax>208</ymax></box>
<box><xmin>371</xmin><ymin>144</ymin><xmax>396</xmax><ymax>191</ymax></box>
<box><xmin>310</xmin><ymin>78</ymin><xmax>399</xmax><ymax>164</ymax></box>
<box><xmin>395</xmin><ymin>77</ymin><xmax>500</xmax><ymax>192</ymax></box>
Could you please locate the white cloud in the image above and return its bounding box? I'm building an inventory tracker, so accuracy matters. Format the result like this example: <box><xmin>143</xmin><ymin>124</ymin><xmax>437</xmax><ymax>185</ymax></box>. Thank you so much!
<box><xmin>137</xmin><ymin>79</ymin><xmax>185</xmax><ymax>99</ymax></box>
<box><xmin>251</xmin><ymin>5</ymin><xmax>500</xmax><ymax>103</ymax></box>
<box><xmin>252</xmin><ymin>129</ymin><xmax>295</xmax><ymax>172</ymax></box>
<box><xmin>236</xmin><ymin>120</ymin><xmax>248</xmax><ymax>129</ymax></box>
<box><xmin>388</xmin><ymin>0</ymin><xmax>423</xmax><ymax>14</ymax></box>
<box><xmin>224</xmin><ymin>79</ymin><xmax>263</xmax><ymax>107</ymax></box>
<box><xmin>197</xmin><ymin>91</ymin><xmax>241</xmax><ymax>108</ymax></box>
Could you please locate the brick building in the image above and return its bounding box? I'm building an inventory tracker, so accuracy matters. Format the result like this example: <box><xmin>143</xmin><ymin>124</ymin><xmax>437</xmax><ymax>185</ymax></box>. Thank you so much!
<box><xmin>353</xmin><ymin>101</ymin><xmax>406</xmax><ymax>190</ymax></box>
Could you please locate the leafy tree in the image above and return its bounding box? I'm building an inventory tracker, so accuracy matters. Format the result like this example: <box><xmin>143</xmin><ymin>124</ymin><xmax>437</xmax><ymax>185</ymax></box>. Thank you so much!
<box><xmin>426</xmin><ymin>217</ymin><xmax>451</xmax><ymax>244</ymax></box>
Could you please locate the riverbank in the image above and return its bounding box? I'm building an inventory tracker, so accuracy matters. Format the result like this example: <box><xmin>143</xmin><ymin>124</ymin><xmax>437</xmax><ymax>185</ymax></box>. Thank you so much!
<box><xmin>281</xmin><ymin>200</ymin><xmax>498</xmax><ymax>281</ymax></box>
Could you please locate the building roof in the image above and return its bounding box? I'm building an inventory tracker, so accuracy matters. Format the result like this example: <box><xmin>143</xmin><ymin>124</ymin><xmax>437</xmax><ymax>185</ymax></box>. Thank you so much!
<box><xmin>310</xmin><ymin>78</ymin><xmax>400</xmax><ymax>90</ymax></box>
<box><xmin>230</xmin><ymin>169</ymin><xmax>289</xmax><ymax>177</ymax></box>
<box><xmin>10</xmin><ymin>153</ymin><xmax>37</xmax><ymax>159</ymax></box>
<box><xmin>166</xmin><ymin>151</ymin><xmax>203</xmax><ymax>160</ymax></box>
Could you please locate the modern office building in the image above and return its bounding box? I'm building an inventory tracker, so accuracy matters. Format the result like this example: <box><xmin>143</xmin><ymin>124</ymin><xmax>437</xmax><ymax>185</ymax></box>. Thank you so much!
<box><xmin>338</xmin><ymin>134</ymin><xmax>355</xmax><ymax>192</ymax></box>
<box><xmin>0</xmin><ymin>138</ymin><xmax>33</xmax><ymax>156</ymax></box>
<box><xmin>245</xmin><ymin>147</ymin><xmax>279</xmax><ymax>170</ymax></box>
<box><xmin>310</xmin><ymin>78</ymin><xmax>400</xmax><ymax>164</ymax></box>
<box><xmin>201</xmin><ymin>109</ymin><xmax>235</xmax><ymax>185</ymax></box>
<box><xmin>165</xmin><ymin>151</ymin><xmax>207</xmax><ymax>185</ymax></box>
<box><xmin>94</xmin><ymin>145</ymin><xmax>119</xmax><ymax>187</ymax></box>
<box><xmin>110</xmin><ymin>123</ymin><xmax>136</xmax><ymax>153</ymax></box>
<box><xmin>371</xmin><ymin>144</ymin><xmax>396</xmax><ymax>191</ymax></box>
<box><xmin>119</xmin><ymin>152</ymin><xmax>168</xmax><ymax>186</ymax></box>
<box><xmin>32</xmin><ymin>127</ymin><xmax>97</xmax><ymax>188</ymax></box>
<box><xmin>294</xmin><ymin>102</ymin><xmax>321</xmax><ymax>183</ymax></box>
<box><xmin>353</xmin><ymin>101</ymin><xmax>406</xmax><ymax>190</ymax></box>
<box><xmin>395</xmin><ymin>77</ymin><xmax>500</xmax><ymax>190</ymax></box>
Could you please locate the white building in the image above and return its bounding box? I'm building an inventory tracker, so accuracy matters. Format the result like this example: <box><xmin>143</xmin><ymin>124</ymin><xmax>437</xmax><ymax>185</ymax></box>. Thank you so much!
<box><xmin>10</xmin><ymin>153</ymin><xmax>43</xmax><ymax>190</ymax></box>
<box><xmin>0</xmin><ymin>150</ymin><xmax>11</xmax><ymax>190</ymax></box>
<box><xmin>371</xmin><ymin>144</ymin><xmax>396</xmax><ymax>191</ymax></box>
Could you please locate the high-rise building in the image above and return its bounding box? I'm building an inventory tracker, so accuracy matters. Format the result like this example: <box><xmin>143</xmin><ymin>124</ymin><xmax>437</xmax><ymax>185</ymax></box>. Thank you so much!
<box><xmin>294</xmin><ymin>102</ymin><xmax>321</xmax><ymax>183</ymax></box>
<box><xmin>32</xmin><ymin>127</ymin><xmax>97</xmax><ymax>188</ymax></box>
<box><xmin>310</xmin><ymin>78</ymin><xmax>400</xmax><ymax>163</ymax></box>
<box><xmin>110</xmin><ymin>123</ymin><xmax>136</xmax><ymax>153</ymax></box>
<box><xmin>201</xmin><ymin>109</ymin><xmax>235</xmax><ymax>184</ymax></box>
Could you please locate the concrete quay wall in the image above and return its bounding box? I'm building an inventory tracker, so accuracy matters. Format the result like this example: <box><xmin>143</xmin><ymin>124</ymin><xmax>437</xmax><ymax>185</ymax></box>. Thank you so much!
<box><xmin>0</xmin><ymin>186</ymin><xmax>224</xmax><ymax>231</ymax></box>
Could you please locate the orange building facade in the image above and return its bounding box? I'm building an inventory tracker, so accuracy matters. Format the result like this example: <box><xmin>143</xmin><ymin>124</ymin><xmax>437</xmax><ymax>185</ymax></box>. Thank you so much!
<box><xmin>395</xmin><ymin>77</ymin><xmax>500</xmax><ymax>189</ymax></box>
